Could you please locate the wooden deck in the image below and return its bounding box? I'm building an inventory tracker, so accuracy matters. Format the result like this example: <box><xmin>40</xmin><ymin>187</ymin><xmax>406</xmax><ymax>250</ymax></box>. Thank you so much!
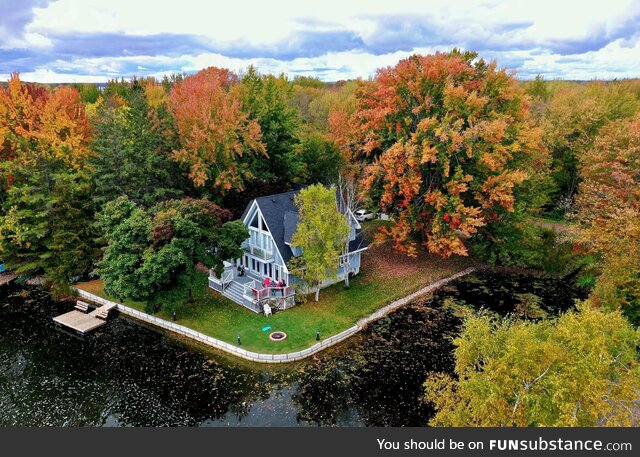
<box><xmin>53</xmin><ymin>302</ymin><xmax>117</xmax><ymax>334</ymax></box>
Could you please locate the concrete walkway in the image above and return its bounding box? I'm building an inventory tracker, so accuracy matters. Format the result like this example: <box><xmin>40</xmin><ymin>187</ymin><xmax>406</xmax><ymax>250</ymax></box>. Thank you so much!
<box><xmin>76</xmin><ymin>266</ymin><xmax>479</xmax><ymax>364</ymax></box>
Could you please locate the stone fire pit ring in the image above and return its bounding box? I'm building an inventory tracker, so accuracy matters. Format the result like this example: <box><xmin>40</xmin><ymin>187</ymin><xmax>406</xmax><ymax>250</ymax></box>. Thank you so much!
<box><xmin>269</xmin><ymin>331</ymin><xmax>287</xmax><ymax>342</ymax></box>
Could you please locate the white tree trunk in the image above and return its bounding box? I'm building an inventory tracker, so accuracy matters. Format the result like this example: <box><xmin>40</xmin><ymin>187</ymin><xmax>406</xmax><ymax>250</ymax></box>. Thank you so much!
<box><xmin>315</xmin><ymin>288</ymin><xmax>320</xmax><ymax>302</ymax></box>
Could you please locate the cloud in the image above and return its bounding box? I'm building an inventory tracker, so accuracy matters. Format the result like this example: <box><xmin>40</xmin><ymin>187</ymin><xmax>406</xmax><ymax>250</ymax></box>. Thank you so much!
<box><xmin>1</xmin><ymin>0</ymin><xmax>639</xmax><ymax>82</ymax></box>
<box><xmin>0</xmin><ymin>0</ymin><xmax>52</xmax><ymax>42</ymax></box>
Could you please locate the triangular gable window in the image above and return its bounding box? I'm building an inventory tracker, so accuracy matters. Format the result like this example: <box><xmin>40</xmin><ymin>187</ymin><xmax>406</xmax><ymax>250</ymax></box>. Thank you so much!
<box><xmin>249</xmin><ymin>212</ymin><xmax>259</xmax><ymax>229</ymax></box>
<box><xmin>260</xmin><ymin>216</ymin><xmax>269</xmax><ymax>233</ymax></box>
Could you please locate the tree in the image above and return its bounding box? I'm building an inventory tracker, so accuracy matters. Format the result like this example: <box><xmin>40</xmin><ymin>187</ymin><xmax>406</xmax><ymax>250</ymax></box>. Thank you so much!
<box><xmin>336</xmin><ymin>173</ymin><xmax>362</xmax><ymax>288</ymax></box>
<box><xmin>540</xmin><ymin>81</ymin><xmax>639</xmax><ymax>216</ymax></box>
<box><xmin>168</xmin><ymin>67</ymin><xmax>265</xmax><ymax>193</ymax></box>
<box><xmin>73</xmin><ymin>83</ymin><xmax>101</xmax><ymax>104</ymax></box>
<box><xmin>96</xmin><ymin>197</ymin><xmax>151</xmax><ymax>301</ymax></box>
<box><xmin>296</xmin><ymin>132</ymin><xmax>343</xmax><ymax>185</ymax></box>
<box><xmin>425</xmin><ymin>306</ymin><xmax>640</xmax><ymax>427</ymax></box>
<box><xmin>0</xmin><ymin>75</ymin><xmax>95</xmax><ymax>295</ymax></box>
<box><xmin>353</xmin><ymin>51</ymin><xmax>550</xmax><ymax>259</ymax></box>
<box><xmin>90</xmin><ymin>80</ymin><xmax>187</xmax><ymax>209</ymax></box>
<box><xmin>308</xmin><ymin>80</ymin><xmax>358</xmax><ymax>133</ymax></box>
<box><xmin>97</xmin><ymin>196</ymin><xmax>246</xmax><ymax>311</ymax></box>
<box><xmin>240</xmin><ymin>66</ymin><xmax>299</xmax><ymax>183</ymax></box>
<box><xmin>43</xmin><ymin>171</ymin><xmax>96</xmax><ymax>296</ymax></box>
<box><xmin>572</xmin><ymin>114</ymin><xmax>640</xmax><ymax>325</ymax></box>
<box><xmin>289</xmin><ymin>184</ymin><xmax>350</xmax><ymax>301</ymax></box>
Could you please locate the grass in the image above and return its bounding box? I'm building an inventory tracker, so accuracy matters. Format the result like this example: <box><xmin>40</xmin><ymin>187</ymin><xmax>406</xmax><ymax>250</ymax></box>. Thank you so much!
<box><xmin>77</xmin><ymin>220</ymin><xmax>476</xmax><ymax>354</ymax></box>
<box><xmin>530</xmin><ymin>216</ymin><xmax>572</xmax><ymax>234</ymax></box>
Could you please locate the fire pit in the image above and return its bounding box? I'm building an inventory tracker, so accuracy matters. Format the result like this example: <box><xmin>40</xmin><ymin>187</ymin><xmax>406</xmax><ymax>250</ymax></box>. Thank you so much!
<box><xmin>269</xmin><ymin>331</ymin><xmax>287</xmax><ymax>342</ymax></box>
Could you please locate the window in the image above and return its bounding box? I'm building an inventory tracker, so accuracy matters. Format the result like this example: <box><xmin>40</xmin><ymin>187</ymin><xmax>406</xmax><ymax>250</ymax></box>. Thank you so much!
<box><xmin>249</xmin><ymin>212</ymin><xmax>259</xmax><ymax>229</ymax></box>
<box><xmin>252</xmin><ymin>259</ymin><xmax>256</xmax><ymax>271</ymax></box>
<box><xmin>268</xmin><ymin>263</ymin><xmax>272</xmax><ymax>278</ymax></box>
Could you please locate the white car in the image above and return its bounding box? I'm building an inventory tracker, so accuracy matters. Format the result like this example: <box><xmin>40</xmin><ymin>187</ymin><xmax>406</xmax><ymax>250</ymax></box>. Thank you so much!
<box><xmin>354</xmin><ymin>209</ymin><xmax>376</xmax><ymax>222</ymax></box>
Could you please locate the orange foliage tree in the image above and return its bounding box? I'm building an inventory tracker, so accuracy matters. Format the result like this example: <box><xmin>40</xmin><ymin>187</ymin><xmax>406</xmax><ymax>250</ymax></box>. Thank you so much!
<box><xmin>0</xmin><ymin>74</ymin><xmax>91</xmax><ymax>173</ymax></box>
<box><xmin>168</xmin><ymin>67</ymin><xmax>265</xmax><ymax>193</ymax></box>
<box><xmin>0</xmin><ymin>74</ymin><xmax>94</xmax><ymax>294</ymax></box>
<box><xmin>572</xmin><ymin>114</ymin><xmax>640</xmax><ymax>324</ymax></box>
<box><xmin>352</xmin><ymin>51</ymin><xmax>548</xmax><ymax>258</ymax></box>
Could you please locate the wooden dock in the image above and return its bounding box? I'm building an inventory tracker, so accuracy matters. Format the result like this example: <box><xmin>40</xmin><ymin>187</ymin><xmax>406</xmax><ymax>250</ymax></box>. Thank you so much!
<box><xmin>53</xmin><ymin>301</ymin><xmax>117</xmax><ymax>334</ymax></box>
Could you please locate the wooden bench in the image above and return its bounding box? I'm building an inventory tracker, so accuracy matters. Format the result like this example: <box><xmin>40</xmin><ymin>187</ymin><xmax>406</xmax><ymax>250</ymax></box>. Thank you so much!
<box><xmin>95</xmin><ymin>309</ymin><xmax>109</xmax><ymax>320</ymax></box>
<box><xmin>75</xmin><ymin>301</ymin><xmax>90</xmax><ymax>313</ymax></box>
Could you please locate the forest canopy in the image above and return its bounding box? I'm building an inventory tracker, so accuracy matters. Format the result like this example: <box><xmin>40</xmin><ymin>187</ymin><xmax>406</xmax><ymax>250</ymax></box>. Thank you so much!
<box><xmin>0</xmin><ymin>53</ymin><xmax>639</xmax><ymax>326</ymax></box>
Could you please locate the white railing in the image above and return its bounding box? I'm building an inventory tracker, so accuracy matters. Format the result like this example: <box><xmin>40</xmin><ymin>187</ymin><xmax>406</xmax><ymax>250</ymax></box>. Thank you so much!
<box><xmin>243</xmin><ymin>244</ymin><xmax>274</xmax><ymax>261</ymax></box>
<box><xmin>242</xmin><ymin>281</ymin><xmax>294</xmax><ymax>302</ymax></box>
<box><xmin>243</xmin><ymin>280</ymin><xmax>263</xmax><ymax>299</ymax></box>
<box><xmin>221</xmin><ymin>269</ymin><xmax>233</xmax><ymax>289</ymax></box>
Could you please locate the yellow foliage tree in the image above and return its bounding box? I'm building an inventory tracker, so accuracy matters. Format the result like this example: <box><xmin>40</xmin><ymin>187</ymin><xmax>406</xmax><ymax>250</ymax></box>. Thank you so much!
<box><xmin>425</xmin><ymin>306</ymin><xmax>640</xmax><ymax>426</ymax></box>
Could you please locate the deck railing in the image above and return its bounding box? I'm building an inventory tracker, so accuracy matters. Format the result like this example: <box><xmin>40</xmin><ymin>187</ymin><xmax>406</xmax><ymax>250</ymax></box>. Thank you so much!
<box><xmin>221</xmin><ymin>269</ymin><xmax>233</xmax><ymax>289</ymax></box>
<box><xmin>242</xmin><ymin>281</ymin><xmax>293</xmax><ymax>301</ymax></box>
<box><xmin>242</xmin><ymin>243</ymin><xmax>274</xmax><ymax>261</ymax></box>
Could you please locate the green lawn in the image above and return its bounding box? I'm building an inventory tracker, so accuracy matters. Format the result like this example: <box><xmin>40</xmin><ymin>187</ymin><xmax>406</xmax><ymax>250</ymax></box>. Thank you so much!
<box><xmin>77</xmin><ymin>221</ymin><xmax>476</xmax><ymax>353</ymax></box>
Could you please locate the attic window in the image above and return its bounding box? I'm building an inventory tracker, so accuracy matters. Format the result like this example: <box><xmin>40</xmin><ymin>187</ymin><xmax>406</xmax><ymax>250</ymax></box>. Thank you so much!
<box><xmin>250</xmin><ymin>212</ymin><xmax>259</xmax><ymax>229</ymax></box>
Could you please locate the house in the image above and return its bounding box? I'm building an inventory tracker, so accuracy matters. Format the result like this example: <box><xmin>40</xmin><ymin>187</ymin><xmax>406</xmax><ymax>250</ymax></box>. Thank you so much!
<box><xmin>209</xmin><ymin>188</ymin><xmax>368</xmax><ymax>313</ymax></box>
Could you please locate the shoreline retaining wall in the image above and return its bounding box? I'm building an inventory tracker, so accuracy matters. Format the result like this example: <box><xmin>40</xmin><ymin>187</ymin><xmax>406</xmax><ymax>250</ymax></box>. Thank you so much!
<box><xmin>76</xmin><ymin>266</ymin><xmax>477</xmax><ymax>363</ymax></box>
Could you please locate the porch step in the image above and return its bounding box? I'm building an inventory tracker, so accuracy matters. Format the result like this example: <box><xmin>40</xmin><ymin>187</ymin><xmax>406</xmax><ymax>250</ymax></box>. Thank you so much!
<box><xmin>222</xmin><ymin>281</ymin><xmax>245</xmax><ymax>305</ymax></box>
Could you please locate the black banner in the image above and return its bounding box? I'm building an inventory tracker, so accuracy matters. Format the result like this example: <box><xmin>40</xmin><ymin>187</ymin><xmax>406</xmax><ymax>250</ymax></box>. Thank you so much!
<box><xmin>1</xmin><ymin>427</ymin><xmax>637</xmax><ymax>457</ymax></box>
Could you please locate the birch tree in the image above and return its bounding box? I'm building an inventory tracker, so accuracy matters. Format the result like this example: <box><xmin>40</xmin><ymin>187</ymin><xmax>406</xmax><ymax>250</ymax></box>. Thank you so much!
<box><xmin>289</xmin><ymin>184</ymin><xmax>350</xmax><ymax>301</ymax></box>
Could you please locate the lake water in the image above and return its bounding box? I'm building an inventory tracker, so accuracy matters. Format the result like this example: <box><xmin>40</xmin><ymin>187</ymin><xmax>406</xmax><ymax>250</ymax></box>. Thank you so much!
<box><xmin>0</xmin><ymin>270</ymin><xmax>587</xmax><ymax>426</ymax></box>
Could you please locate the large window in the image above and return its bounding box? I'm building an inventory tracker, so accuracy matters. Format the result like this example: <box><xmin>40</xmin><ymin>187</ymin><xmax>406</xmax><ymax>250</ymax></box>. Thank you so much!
<box><xmin>249</xmin><ymin>229</ymin><xmax>272</xmax><ymax>252</ymax></box>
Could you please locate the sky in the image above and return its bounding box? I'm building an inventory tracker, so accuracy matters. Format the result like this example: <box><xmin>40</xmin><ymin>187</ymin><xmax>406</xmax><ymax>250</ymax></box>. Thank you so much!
<box><xmin>1</xmin><ymin>0</ymin><xmax>639</xmax><ymax>83</ymax></box>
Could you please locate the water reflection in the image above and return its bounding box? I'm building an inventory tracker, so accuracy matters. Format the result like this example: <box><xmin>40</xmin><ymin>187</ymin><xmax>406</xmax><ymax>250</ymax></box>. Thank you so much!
<box><xmin>0</xmin><ymin>270</ymin><xmax>587</xmax><ymax>426</ymax></box>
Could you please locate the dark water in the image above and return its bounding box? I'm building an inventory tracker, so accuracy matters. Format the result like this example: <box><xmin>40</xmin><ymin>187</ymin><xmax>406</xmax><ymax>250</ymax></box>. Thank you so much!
<box><xmin>0</xmin><ymin>270</ymin><xmax>587</xmax><ymax>427</ymax></box>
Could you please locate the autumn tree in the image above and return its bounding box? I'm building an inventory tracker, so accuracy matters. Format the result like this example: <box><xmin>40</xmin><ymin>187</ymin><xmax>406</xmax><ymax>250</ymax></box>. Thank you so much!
<box><xmin>540</xmin><ymin>81</ymin><xmax>639</xmax><ymax>216</ymax></box>
<box><xmin>168</xmin><ymin>67</ymin><xmax>265</xmax><ymax>193</ymax></box>
<box><xmin>571</xmin><ymin>114</ymin><xmax>640</xmax><ymax>324</ymax></box>
<box><xmin>308</xmin><ymin>80</ymin><xmax>357</xmax><ymax>133</ymax></box>
<box><xmin>0</xmin><ymin>75</ymin><xmax>95</xmax><ymax>295</ymax></box>
<box><xmin>289</xmin><ymin>184</ymin><xmax>350</xmax><ymax>301</ymax></box>
<box><xmin>353</xmin><ymin>51</ymin><xmax>550</xmax><ymax>260</ymax></box>
<box><xmin>425</xmin><ymin>306</ymin><xmax>640</xmax><ymax>426</ymax></box>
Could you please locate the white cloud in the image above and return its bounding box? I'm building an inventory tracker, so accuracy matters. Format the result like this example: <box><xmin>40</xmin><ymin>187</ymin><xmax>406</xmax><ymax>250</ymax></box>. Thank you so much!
<box><xmin>2</xmin><ymin>0</ymin><xmax>639</xmax><ymax>82</ymax></box>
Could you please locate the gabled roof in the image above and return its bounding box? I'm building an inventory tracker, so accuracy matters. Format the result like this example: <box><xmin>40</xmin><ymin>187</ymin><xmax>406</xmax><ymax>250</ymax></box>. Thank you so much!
<box><xmin>241</xmin><ymin>188</ymin><xmax>367</xmax><ymax>265</ymax></box>
<box><xmin>283</xmin><ymin>210</ymin><xmax>299</xmax><ymax>245</ymax></box>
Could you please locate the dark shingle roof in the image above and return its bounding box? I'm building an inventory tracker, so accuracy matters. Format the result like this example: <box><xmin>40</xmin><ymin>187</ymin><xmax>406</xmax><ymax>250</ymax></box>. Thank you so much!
<box><xmin>242</xmin><ymin>188</ymin><xmax>367</xmax><ymax>264</ymax></box>
<box><xmin>283</xmin><ymin>210</ymin><xmax>299</xmax><ymax>245</ymax></box>
<box><xmin>252</xmin><ymin>191</ymin><xmax>299</xmax><ymax>263</ymax></box>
